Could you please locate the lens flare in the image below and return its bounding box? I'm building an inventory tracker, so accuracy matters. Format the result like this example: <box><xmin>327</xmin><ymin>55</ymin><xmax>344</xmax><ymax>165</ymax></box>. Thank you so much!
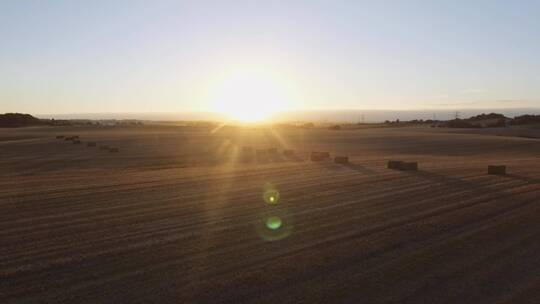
<box><xmin>266</xmin><ymin>216</ymin><xmax>282</xmax><ymax>230</ymax></box>
<box><xmin>256</xmin><ymin>183</ymin><xmax>293</xmax><ymax>241</ymax></box>
<box><xmin>263</xmin><ymin>183</ymin><xmax>280</xmax><ymax>205</ymax></box>
<box><xmin>256</xmin><ymin>209</ymin><xmax>294</xmax><ymax>242</ymax></box>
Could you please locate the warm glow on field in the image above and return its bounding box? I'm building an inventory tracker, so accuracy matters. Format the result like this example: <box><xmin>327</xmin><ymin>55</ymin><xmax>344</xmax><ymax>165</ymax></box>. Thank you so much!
<box><xmin>211</xmin><ymin>70</ymin><xmax>292</xmax><ymax>122</ymax></box>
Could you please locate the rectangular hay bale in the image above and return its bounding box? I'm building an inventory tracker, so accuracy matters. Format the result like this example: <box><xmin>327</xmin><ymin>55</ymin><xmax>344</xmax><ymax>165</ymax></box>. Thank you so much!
<box><xmin>488</xmin><ymin>165</ymin><xmax>506</xmax><ymax>175</ymax></box>
<box><xmin>311</xmin><ymin>151</ymin><xmax>330</xmax><ymax>161</ymax></box>
<box><xmin>387</xmin><ymin>160</ymin><xmax>402</xmax><ymax>169</ymax></box>
<box><xmin>334</xmin><ymin>156</ymin><xmax>349</xmax><ymax>164</ymax></box>
<box><xmin>283</xmin><ymin>149</ymin><xmax>295</xmax><ymax>157</ymax></box>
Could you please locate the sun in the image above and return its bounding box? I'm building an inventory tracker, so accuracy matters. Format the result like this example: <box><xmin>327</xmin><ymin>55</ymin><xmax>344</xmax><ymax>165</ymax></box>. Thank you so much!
<box><xmin>210</xmin><ymin>70</ymin><xmax>291</xmax><ymax>122</ymax></box>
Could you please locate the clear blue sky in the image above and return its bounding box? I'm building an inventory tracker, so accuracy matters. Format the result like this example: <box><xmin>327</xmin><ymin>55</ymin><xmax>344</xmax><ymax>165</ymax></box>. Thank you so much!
<box><xmin>1</xmin><ymin>0</ymin><xmax>539</xmax><ymax>115</ymax></box>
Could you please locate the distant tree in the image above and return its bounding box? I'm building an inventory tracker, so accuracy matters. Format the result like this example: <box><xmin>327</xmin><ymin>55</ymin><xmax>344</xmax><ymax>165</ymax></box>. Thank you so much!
<box><xmin>511</xmin><ymin>114</ymin><xmax>540</xmax><ymax>125</ymax></box>
<box><xmin>0</xmin><ymin>113</ymin><xmax>45</xmax><ymax>128</ymax></box>
<box><xmin>468</xmin><ymin>113</ymin><xmax>507</xmax><ymax>121</ymax></box>
<box><xmin>328</xmin><ymin>125</ymin><xmax>341</xmax><ymax>130</ymax></box>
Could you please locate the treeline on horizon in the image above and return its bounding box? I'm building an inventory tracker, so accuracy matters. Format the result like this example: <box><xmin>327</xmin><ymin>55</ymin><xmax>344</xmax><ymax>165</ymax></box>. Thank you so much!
<box><xmin>0</xmin><ymin>113</ymin><xmax>143</xmax><ymax>128</ymax></box>
<box><xmin>2</xmin><ymin>112</ymin><xmax>540</xmax><ymax>128</ymax></box>
<box><xmin>383</xmin><ymin>112</ymin><xmax>540</xmax><ymax>128</ymax></box>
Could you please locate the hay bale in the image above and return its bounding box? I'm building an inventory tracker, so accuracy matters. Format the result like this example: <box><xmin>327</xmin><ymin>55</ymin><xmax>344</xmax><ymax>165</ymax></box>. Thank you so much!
<box><xmin>399</xmin><ymin>162</ymin><xmax>418</xmax><ymax>171</ymax></box>
<box><xmin>488</xmin><ymin>165</ymin><xmax>506</xmax><ymax>175</ymax></box>
<box><xmin>310</xmin><ymin>152</ymin><xmax>321</xmax><ymax>161</ymax></box>
<box><xmin>311</xmin><ymin>151</ymin><xmax>330</xmax><ymax>161</ymax></box>
<box><xmin>72</xmin><ymin>140</ymin><xmax>82</xmax><ymax>145</ymax></box>
<box><xmin>387</xmin><ymin>160</ymin><xmax>403</xmax><ymax>169</ymax></box>
<box><xmin>87</xmin><ymin>142</ymin><xmax>97</xmax><ymax>147</ymax></box>
<box><xmin>56</xmin><ymin>135</ymin><xmax>65</xmax><ymax>139</ymax></box>
<box><xmin>267</xmin><ymin>148</ymin><xmax>278</xmax><ymax>154</ymax></box>
<box><xmin>334</xmin><ymin>156</ymin><xmax>349</xmax><ymax>164</ymax></box>
<box><xmin>99</xmin><ymin>145</ymin><xmax>110</xmax><ymax>150</ymax></box>
<box><xmin>283</xmin><ymin>149</ymin><xmax>296</xmax><ymax>157</ymax></box>
<box><xmin>109</xmin><ymin>147</ymin><xmax>119</xmax><ymax>153</ymax></box>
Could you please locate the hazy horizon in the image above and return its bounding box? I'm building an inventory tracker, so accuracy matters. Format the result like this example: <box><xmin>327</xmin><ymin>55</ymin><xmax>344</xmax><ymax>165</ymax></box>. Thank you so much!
<box><xmin>33</xmin><ymin>107</ymin><xmax>540</xmax><ymax>123</ymax></box>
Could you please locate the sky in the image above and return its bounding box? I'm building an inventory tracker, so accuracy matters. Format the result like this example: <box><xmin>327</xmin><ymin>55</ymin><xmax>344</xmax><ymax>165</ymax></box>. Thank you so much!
<box><xmin>1</xmin><ymin>0</ymin><xmax>540</xmax><ymax>116</ymax></box>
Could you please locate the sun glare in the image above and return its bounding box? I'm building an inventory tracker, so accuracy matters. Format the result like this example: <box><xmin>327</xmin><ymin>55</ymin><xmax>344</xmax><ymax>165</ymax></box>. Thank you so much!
<box><xmin>211</xmin><ymin>70</ymin><xmax>291</xmax><ymax>122</ymax></box>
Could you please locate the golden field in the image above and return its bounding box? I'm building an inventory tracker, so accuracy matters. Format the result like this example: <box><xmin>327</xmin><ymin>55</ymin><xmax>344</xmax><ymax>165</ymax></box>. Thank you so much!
<box><xmin>1</xmin><ymin>124</ymin><xmax>539</xmax><ymax>303</ymax></box>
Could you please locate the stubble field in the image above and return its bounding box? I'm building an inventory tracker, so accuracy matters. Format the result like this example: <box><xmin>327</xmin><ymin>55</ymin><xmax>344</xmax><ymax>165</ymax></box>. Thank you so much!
<box><xmin>1</xmin><ymin>124</ymin><xmax>539</xmax><ymax>303</ymax></box>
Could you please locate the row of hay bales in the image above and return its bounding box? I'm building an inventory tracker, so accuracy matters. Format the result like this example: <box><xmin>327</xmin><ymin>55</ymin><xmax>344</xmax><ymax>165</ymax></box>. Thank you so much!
<box><xmin>240</xmin><ymin>147</ymin><xmax>282</xmax><ymax>162</ymax></box>
<box><xmin>387</xmin><ymin>160</ymin><xmax>507</xmax><ymax>175</ymax></box>
<box><xmin>308</xmin><ymin>151</ymin><xmax>505</xmax><ymax>176</ymax></box>
<box><xmin>238</xmin><ymin>146</ymin><xmax>302</xmax><ymax>163</ymax></box>
<box><xmin>290</xmin><ymin>148</ymin><xmax>506</xmax><ymax>176</ymax></box>
<box><xmin>238</xmin><ymin>147</ymin><xmax>351</xmax><ymax>164</ymax></box>
<box><xmin>310</xmin><ymin>151</ymin><xmax>349</xmax><ymax>164</ymax></box>
<box><xmin>56</xmin><ymin>135</ymin><xmax>119</xmax><ymax>153</ymax></box>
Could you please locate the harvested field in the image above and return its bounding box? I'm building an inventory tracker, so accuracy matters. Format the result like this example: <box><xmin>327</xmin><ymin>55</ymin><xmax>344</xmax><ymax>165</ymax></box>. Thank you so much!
<box><xmin>1</xmin><ymin>125</ymin><xmax>539</xmax><ymax>303</ymax></box>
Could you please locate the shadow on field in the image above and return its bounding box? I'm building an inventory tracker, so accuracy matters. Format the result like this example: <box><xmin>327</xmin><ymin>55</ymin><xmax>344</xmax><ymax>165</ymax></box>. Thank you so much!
<box><xmin>255</xmin><ymin>154</ymin><xmax>287</xmax><ymax>164</ymax></box>
<box><xmin>314</xmin><ymin>161</ymin><xmax>342</xmax><ymax>171</ymax></box>
<box><xmin>402</xmin><ymin>170</ymin><xmax>532</xmax><ymax>199</ymax></box>
<box><xmin>506</xmin><ymin>174</ymin><xmax>540</xmax><ymax>184</ymax></box>
<box><xmin>411</xmin><ymin>171</ymin><xmax>481</xmax><ymax>190</ymax></box>
<box><xmin>341</xmin><ymin>162</ymin><xmax>376</xmax><ymax>175</ymax></box>
<box><xmin>284</xmin><ymin>154</ymin><xmax>304</xmax><ymax>162</ymax></box>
